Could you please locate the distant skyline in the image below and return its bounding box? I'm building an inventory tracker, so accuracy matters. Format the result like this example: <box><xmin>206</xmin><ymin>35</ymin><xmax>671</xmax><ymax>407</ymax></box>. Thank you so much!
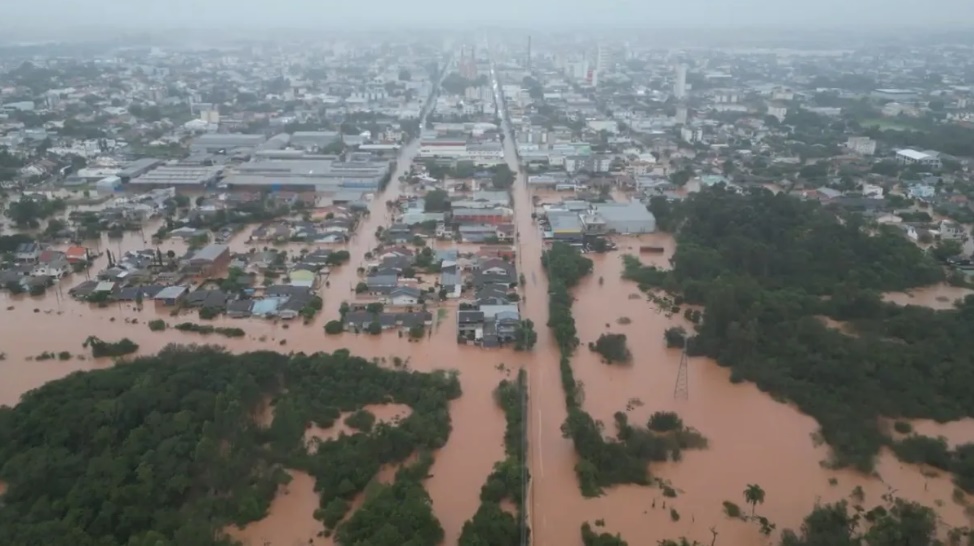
<box><xmin>3</xmin><ymin>0</ymin><xmax>974</xmax><ymax>34</ymax></box>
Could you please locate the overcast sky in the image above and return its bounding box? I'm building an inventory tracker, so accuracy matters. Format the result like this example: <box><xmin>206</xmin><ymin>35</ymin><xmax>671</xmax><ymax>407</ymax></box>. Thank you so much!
<box><xmin>6</xmin><ymin>0</ymin><xmax>974</xmax><ymax>31</ymax></box>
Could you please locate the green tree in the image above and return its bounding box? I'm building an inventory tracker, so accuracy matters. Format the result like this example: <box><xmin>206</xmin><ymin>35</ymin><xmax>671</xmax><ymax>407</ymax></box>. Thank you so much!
<box><xmin>744</xmin><ymin>484</ymin><xmax>765</xmax><ymax>515</ymax></box>
<box><xmin>513</xmin><ymin>319</ymin><xmax>537</xmax><ymax>351</ymax></box>
<box><xmin>424</xmin><ymin>189</ymin><xmax>451</xmax><ymax>212</ymax></box>
<box><xmin>491</xmin><ymin>165</ymin><xmax>515</xmax><ymax>190</ymax></box>
<box><xmin>931</xmin><ymin>239</ymin><xmax>963</xmax><ymax>261</ymax></box>
<box><xmin>325</xmin><ymin>320</ymin><xmax>344</xmax><ymax>334</ymax></box>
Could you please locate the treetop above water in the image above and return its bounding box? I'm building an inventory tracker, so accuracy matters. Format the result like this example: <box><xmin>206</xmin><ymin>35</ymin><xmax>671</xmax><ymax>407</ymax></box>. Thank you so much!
<box><xmin>0</xmin><ymin>344</ymin><xmax>460</xmax><ymax>546</ymax></box>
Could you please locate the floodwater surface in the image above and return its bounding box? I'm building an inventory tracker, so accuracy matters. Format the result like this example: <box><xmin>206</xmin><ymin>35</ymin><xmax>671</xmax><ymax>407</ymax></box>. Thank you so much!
<box><xmin>882</xmin><ymin>284</ymin><xmax>974</xmax><ymax>309</ymax></box>
<box><xmin>1</xmin><ymin>81</ymin><xmax>515</xmax><ymax>545</ymax></box>
<box><xmin>304</xmin><ymin>403</ymin><xmax>412</xmax><ymax>452</ymax></box>
<box><xmin>225</xmin><ymin>470</ymin><xmax>331</xmax><ymax>546</ymax></box>
<box><xmin>490</xmin><ymin>82</ymin><xmax>974</xmax><ymax>545</ymax></box>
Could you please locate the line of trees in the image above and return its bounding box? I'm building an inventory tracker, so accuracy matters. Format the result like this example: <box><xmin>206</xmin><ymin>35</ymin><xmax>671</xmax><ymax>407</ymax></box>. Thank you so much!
<box><xmin>0</xmin><ymin>345</ymin><xmax>461</xmax><ymax>546</ymax></box>
<box><xmin>543</xmin><ymin>243</ymin><xmax>707</xmax><ymax>497</ymax></box>
<box><xmin>458</xmin><ymin>370</ymin><xmax>530</xmax><ymax>546</ymax></box>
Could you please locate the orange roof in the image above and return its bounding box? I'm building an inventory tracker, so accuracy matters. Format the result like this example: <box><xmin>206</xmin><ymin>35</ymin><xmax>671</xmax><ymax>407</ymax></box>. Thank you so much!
<box><xmin>65</xmin><ymin>246</ymin><xmax>87</xmax><ymax>258</ymax></box>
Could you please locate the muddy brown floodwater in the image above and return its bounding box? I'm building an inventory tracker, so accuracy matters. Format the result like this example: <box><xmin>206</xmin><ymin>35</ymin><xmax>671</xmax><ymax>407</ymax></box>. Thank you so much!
<box><xmin>491</xmin><ymin>87</ymin><xmax>974</xmax><ymax>545</ymax></box>
<box><xmin>0</xmin><ymin>81</ymin><xmax>522</xmax><ymax>545</ymax></box>
<box><xmin>882</xmin><ymin>283</ymin><xmax>974</xmax><ymax>309</ymax></box>
<box><xmin>6</xmin><ymin>79</ymin><xmax>973</xmax><ymax>546</ymax></box>
<box><xmin>304</xmin><ymin>403</ymin><xmax>412</xmax><ymax>452</ymax></box>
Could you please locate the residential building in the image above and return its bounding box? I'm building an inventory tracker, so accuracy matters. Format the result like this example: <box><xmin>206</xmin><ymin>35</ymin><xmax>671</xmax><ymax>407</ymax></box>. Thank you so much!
<box><xmin>896</xmin><ymin>149</ymin><xmax>942</xmax><ymax>168</ymax></box>
<box><xmin>184</xmin><ymin>244</ymin><xmax>231</xmax><ymax>276</ymax></box>
<box><xmin>846</xmin><ymin>137</ymin><xmax>877</xmax><ymax>156</ymax></box>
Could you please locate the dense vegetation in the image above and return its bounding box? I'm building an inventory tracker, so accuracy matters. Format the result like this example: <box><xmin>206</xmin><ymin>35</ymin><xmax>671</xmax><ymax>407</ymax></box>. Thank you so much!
<box><xmin>778</xmin><ymin>498</ymin><xmax>942</xmax><ymax>546</ymax></box>
<box><xmin>622</xmin><ymin>187</ymin><xmax>974</xmax><ymax>476</ymax></box>
<box><xmin>334</xmin><ymin>452</ymin><xmax>443</xmax><ymax>546</ymax></box>
<box><xmin>891</xmin><ymin>434</ymin><xmax>974</xmax><ymax>492</ymax></box>
<box><xmin>458</xmin><ymin>370</ymin><xmax>529</xmax><ymax>546</ymax></box>
<box><xmin>589</xmin><ymin>333</ymin><xmax>631</xmax><ymax>364</ymax></box>
<box><xmin>542</xmin><ymin>243</ymin><xmax>706</xmax><ymax>497</ymax></box>
<box><xmin>0</xmin><ymin>345</ymin><xmax>460</xmax><ymax>545</ymax></box>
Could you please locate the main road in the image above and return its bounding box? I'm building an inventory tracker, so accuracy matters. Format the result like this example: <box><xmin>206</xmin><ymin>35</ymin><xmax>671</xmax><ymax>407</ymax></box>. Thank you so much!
<box><xmin>318</xmin><ymin>55</ymin><xmax>454</xmax><ymax>321</ymax></box>
<box><xmin>488</xmin><ymin>50</ymin><xmax>579</xmax><ymax>546</ymax></box>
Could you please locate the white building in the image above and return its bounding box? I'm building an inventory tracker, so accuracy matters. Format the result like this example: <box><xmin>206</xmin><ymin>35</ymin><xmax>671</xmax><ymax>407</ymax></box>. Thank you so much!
<box><xmin>768</xmin><ymin>104</ymin><xmax>788</xmax><ymax>123</ymax></box>
<box><xmin>940</xmin><ymin>219</ymin><xmax>966</xmax><ymax>241</ymax></box>
<box><xmin>846</xmin><ymin>137</ymin><xmax>877</xmax><ymax>156</ymax></box>
<box><xmin>673</xmin><ymin>65</ymin><xmax>687</xmax><ymax>99</ymax></box>
<box><xmin>896</xmin><ymin>149</ymin><xmax>941</xmax><ymax>168</ymax></box>
<box><xmin>861</xmin><ymin>183</ymin><xmax>884</xmax><ymax>199</ymax></box>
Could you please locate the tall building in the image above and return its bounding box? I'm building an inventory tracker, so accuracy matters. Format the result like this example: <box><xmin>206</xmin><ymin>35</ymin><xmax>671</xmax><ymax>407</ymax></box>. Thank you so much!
<box><xmin>459</xmin><ymin>45</ymin><xmax>478</xmax><ymax>80</ymax></box>
<box><xmin>674</xmin><ymin>64</ymin><xmax>687</xmax><ymax>99</ymax></box>
<box><xmin>526</xmin><ymin>36</ymin><xmax>531</xmax><ymax>70</ymax></box>
<box><xmin>592</xmin><ymin>44</ymin><xmax>608</xmax><ymax>87</ymax></box>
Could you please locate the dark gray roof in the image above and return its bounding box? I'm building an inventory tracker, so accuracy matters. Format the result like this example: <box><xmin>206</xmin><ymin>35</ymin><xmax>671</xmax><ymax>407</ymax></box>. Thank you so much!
<box><xmin>367</xmin><ymin>274</ymin><xmax>398</xmax><ymax>287</ymax></box>
<box><xmin>458</xmin><ymin>310</ymin><xmax>485</xmax><ymax>324</ymax></box>
<box><xmin>391</xmin><ymin>286</ymin><xmax>422</xmax><ymax>298</ymax></box>
<box><xmin>191</xmin><ymin>244</ymin><xmax>229</xmax><ymax>262</ymax></box>
<box><xmin>265</xmin><ymin>285</ymin><xmax>313</xmax><ymax>298</ymax></box>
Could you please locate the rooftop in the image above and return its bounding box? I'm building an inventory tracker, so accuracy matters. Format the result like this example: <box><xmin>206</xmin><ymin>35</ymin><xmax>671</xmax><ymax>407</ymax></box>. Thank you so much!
<box><xmin>191</xmin><ymin>244</ymin><xmax>229</xmax><ymax>262</ymax></box>
<box><xmin>131</xmin><ymin>165</ymin><xmax>223</xmax><ymax>186</ymax></box>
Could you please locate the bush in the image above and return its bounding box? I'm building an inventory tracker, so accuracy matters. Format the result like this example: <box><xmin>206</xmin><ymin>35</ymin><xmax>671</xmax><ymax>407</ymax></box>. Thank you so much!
<box><xmin>893</xmin><ymin>421</ymin><xmax>913</xmax><ymax>434</ymax></box>
<box><xmin>174</xmin><ymin>322</ymin><xmax>245</xmax><ymax>338</ymax></box>
<box><xmin>723</xmin><ymin>501</ymin><xmax>742</xmax><ymax>518</ymax></box>
<box><xmin>344</xmin><ymin>409</ymin><xmax>376</xmax><ymax>433</ymax></box>
<box><xmin>409</xmin><ymin>324</ymin><xmax>426</xmax><ymax>339</ymax></box>
<box><xmin>148</xmin><ymin>319</ymin><xmax>167</xmax><ymax>332</ymax></box>
<box><xmin>670</xmin><ymin>508</ymin><xmax>680</xmax><ymax>522</ymax></box>
<box><xmin>83</xmin><ymin>336</ymin><xmax>139</xmax><ymax>358</ymax></box>
<box><xmin>664</xmin><ymin>327</ymin><xmax>687</xmax><ymax>348</ymax></box>
<box><xmin>57</xmin><ymin>351</ymin><xmax>72</xmax><ymax>361</ymax></box>
<box><xmin>367</xmin><ymin>322</ymin><xmax>382</xmax><ymax>335</ymax></box>
<box><xmin>648</xmin><ymin>412</ymin><xmax>684</xmax><ymax>432</ymax></box>
<box><xmin>325</xmin><ymin>250</ymin><xmax>351</xmax><ymax>266</ymax></box>
<box><xmin>324</xmin><ymin>320</ymin><xmax>344</xmax><ymax>335</ymax></box>
<box><xmin>592</xmin><ymin>333</ymin><xmax>631</xmax><ymax>364</ymax></box>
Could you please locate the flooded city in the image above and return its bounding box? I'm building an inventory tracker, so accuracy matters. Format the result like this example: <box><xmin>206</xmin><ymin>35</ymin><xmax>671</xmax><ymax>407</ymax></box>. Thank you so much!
<box><xmin>3</xmin><ymin>27</ymin><xmax>974</xmax><ymax>546</ymax></box>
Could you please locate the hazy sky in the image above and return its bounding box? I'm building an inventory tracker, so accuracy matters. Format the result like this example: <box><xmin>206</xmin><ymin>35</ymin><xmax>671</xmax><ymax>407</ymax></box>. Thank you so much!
<box><xmin>7</xmin><ymin>0</ymin><xmax>974</xmax><ymax>31</ymax></box>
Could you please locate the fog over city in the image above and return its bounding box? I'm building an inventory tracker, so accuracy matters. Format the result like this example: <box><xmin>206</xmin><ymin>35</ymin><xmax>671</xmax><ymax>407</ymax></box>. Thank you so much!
<box><xmin>4</xmin><ymin>0</ymin><xmax>974</xmax><ymax>34</ymax></box>
<box><xmin>4</xmin><ymin>0</ymin><xmax>974</xmax><ymax>545</ymax></box>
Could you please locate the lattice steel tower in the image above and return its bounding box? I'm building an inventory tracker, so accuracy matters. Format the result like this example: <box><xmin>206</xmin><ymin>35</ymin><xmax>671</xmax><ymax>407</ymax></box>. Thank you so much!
<box><xmin>673</xmin><ymin>348</ymin><xmax>689</xmax><ymax>400</ymax></box>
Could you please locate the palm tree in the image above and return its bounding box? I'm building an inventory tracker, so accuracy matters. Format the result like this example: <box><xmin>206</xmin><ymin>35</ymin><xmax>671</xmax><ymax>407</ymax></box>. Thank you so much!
<box><xmin>743</xmin><ymin>484</ymin><xmax>765</xmax><ymax>515</ymax></box>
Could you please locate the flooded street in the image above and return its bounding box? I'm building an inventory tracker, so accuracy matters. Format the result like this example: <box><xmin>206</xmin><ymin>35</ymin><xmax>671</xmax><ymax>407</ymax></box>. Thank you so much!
<box><xmin>4</xmin><ymin>58</ymin><xmax>973</xmax><ymax>546</ymax></box>
<box><xmin>1</xmin><ymin>63</ymin><xmax>513</xmax><ymax>546</ymax></box>
<box><xmin>487</xmin><ymin>63</ymin><xmax>974</xmax><ymax>545</ymax></box>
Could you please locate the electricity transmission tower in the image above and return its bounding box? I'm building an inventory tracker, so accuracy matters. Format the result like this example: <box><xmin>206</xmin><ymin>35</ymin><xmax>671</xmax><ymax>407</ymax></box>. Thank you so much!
<box><xmin>673</xmin><ymin>348</ymin><xmax>689</xmax><ymax>400</ymax></box>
